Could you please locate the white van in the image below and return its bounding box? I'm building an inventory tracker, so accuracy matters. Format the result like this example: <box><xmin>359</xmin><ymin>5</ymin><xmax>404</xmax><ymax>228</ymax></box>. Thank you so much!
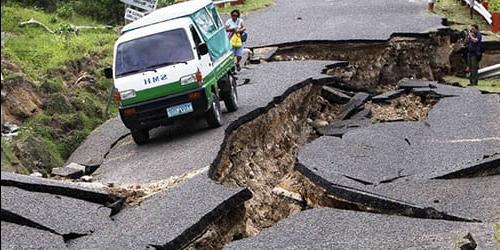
<box><xmin>105</xmin><ymin>0</ymin><xmax>238</xmax><ymax>145</ymax></box>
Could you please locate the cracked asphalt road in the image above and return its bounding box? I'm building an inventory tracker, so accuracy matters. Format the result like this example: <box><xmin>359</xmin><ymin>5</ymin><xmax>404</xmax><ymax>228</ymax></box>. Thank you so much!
<box><xmin>244</xmin><ymin>0</ymin><xmax>445</xmax><ymax>47</ymax></box>
<box><xmin>2</xmin><ymin>0</ymin><xmax>499</xmax><ymax>249</ymax></box>
<box><xmin>90</xmin><ymin>61</ymin><xmax>332</xmax><ymax>185</ymax></box>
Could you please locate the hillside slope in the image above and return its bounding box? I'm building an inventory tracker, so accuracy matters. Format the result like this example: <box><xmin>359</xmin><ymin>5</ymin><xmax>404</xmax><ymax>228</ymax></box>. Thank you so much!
<box><xmin>1</xmin><ymin>3</ymin><xmax>117</xmax><ymax>175</ymax></box>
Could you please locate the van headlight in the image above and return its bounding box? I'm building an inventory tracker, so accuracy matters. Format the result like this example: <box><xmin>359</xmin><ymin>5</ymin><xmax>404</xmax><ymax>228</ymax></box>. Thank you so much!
<box><xmin>180</xmin><ymin>74</ymin><xmax>196</xmax><ymax>86</ymax></box>
<box><xmin>119</xmin><ymin>89</ymin><xmax>136</xmax><ymax>100</ymax></box>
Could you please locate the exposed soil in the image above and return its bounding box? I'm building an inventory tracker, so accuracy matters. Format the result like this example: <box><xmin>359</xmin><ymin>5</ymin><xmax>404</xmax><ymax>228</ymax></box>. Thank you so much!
<box><xmin>270</xmin><ymin>31</ymin><xmax>500</xmax><ymax>92</ymax></box>
<box><xmin>365</xmin><ymin>94</ymin><xmax>438</xmax><ymax>122</ymax></box>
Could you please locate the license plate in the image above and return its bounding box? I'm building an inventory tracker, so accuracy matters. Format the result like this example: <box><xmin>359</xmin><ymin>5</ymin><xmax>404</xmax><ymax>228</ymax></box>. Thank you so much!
<box><xmin>167</xmin><ymin>102</ymin><xmax>193</xmax><ymax>117</ymax></box>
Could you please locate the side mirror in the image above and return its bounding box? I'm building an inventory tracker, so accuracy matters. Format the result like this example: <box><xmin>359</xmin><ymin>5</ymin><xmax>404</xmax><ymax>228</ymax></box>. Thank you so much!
<box><xmin>104</xmin><ymin>67</ymin><xmax>113</xmax><ymax>79</ymax></box>
<box><xmin>197</xmin><ymin>43</ymin><xmax>209</xmax><ymax>56</ymax></box>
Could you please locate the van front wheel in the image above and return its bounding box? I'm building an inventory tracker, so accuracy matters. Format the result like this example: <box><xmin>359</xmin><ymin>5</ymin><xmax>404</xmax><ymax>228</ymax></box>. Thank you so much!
<box><xmin>206</xmin><ymin>93</ymin><xmax>223</xmax><ymax>128</ymax></box>
<box><xmin>131</xmin><ymin>129</ymin><xmax>149</xmax><ymax>145</ymax></box>
<box><xmin>222</xmin><ymin>74</ymin><xmax>238</xmax><ymax>112</ymax></box>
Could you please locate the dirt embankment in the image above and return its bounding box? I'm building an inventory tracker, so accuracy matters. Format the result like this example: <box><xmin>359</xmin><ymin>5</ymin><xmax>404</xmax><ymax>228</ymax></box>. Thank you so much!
<box><xmin>1</xmin><ymin>52</ymin><xmax>112</xmax><ymax>175</ymax></box>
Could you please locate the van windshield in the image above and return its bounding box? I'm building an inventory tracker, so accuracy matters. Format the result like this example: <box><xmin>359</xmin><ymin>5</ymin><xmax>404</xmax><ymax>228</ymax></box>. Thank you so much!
<box><xmin>115</xmin><ymin>28</ymin><xmax>194</xmax><ymax>77</ymax></box>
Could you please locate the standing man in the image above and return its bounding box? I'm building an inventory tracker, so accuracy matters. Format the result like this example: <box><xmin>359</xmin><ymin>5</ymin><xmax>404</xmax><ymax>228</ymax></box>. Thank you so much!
<box><xmin>465</xmin><ymin>24</ymin><xmax>482</xmax><ymax>86</ymax></box>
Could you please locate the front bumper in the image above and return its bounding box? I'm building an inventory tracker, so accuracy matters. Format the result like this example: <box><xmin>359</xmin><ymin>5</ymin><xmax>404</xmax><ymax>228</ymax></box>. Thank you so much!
<box><xmin>119</xmin><ymin>87</ymin><xmax>209</xmax><ymax>130</ymax></box>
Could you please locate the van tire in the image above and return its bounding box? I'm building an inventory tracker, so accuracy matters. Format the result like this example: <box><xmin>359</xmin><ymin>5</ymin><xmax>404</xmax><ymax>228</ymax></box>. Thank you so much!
<box><xmin>206</xmin><ymin>93</ymin><xmax>223</xmax><ymax>128</ymax></box>
<box><xmin>223</xmin><ymin>74</ymin><xmax>238</xmax><ymax>112</ymax></box>
<box><xmin>131</xmin><ymin>129</ymin><xmax>149</xmax><ymax>145</ymax></box>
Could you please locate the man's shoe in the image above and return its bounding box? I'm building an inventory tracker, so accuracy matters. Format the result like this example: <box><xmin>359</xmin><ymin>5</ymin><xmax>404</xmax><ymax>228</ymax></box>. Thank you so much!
<box><xmin>236</xmin><ymin>64</ymin><xmax>241</xmax><ymax>72</ymax></box>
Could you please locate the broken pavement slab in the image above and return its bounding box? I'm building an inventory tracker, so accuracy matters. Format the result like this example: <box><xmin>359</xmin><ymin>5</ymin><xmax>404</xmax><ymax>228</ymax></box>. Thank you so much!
<box><xmin>426</xmin><ymin>93</ymin><xmax>500</xmax><ymax>140</ymax></box>
<box><xmin>69</xmin><ymin>173</ymin><xmax>251</xmax><ymax>249</ymax></box>
<box><xmin>398</xmin><ymin>78</ymin><xmax>437</xmax><ymax>89</ymax></box>
<box><xmin>337</xmin><ymin>92</ymin><xmax>371</xmax><ymax>120</ymax></box>
<box><xmin>299</xmin><ymin>120</ymin><xmax>499</xmax><ymax>185</ymax></box>
<box><xmin>226</xmin><ymin>208</ymin><xmax>496</xmax><ymax>249</ymax></box>
<box><xmin>1</xmin><ymin>172</ymin><xmax>117</xmax><ymax>206</ymax></box>
<box><xmin>398</xmin><ymin>79</ymin><xmax>482</xmax><ymax>97</ymax></box>
<box><xmin>66</xmin><ymin>116</ymin><xmax>129</xmax><ymax>167</ymax></box>
<box><xmin>249</xmin><ymin>46</ymin><xmax>278</xmax><ymax>63</ymax></box>
<box><xmin>371</xmin><ymin>89</ymin><xmax>405</xmax><ymax>102</ymax></box>
<box><xmin>1</xmin><ymin>186</ymin><xmax>112</xmax><ymax>236</ymax></box>
<box><xmin>368</xmin><ymin>175</ymin><xmax>500</xmax><ymax>223</ymax></box>
<box><xmin>1</xmin><ymin>222</ymin><xmax>67</xmax><ymax>250</ymax></box>
<box><xmin>316</xmin><ymin>118</ymin><xmax>371</xmax><ymax>137</ymax></box>
<box><xmin>320</xmin><ymin>85</ymin><xmax>351</xmax><ymax>104</ymax></box>
<box><xmin>299</xmin><ymin>89</ymin><xmax>500</xmax><ymax>185</ymax></box>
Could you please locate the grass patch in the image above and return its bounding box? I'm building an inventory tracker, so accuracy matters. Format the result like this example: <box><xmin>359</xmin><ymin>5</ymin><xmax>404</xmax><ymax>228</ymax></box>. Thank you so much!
<box><xmin>218</xmin><ymin>0</ymin><xmax>274</xmax><ymax>14</ymax></box>
<box><xmin>1</xmin><ymin>139</ymin><xmax>29</xmax><ymax>174</ymax></box>
<box><xmin>1</xmin><ymin>3</ymin><xmax>118</xmax><ymax>173</ymax></box>
<box><xmin>1</xmin><ymin>4</ymin><xmax>116</xmax><ymax>82</ymax></box>
<box><xmin>436</xmin><ymin>0</ymin><xmax>491</xmax><ymax>31</ymax></box>
<box><xmin>443</xmin><ymin>75</ymin><xmax>500</xmax><ymax>93</ymax></box>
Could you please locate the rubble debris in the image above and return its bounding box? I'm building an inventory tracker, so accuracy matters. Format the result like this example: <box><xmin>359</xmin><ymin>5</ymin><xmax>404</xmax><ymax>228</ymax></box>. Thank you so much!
<box><xmin>80</xmin><ymin>175</ymin><xmax>93</xmax><ymax>182</ymax></box>
<box><xmin>349</xmin><ymin>108</ymin><xmax>371</xmax><ymax>120</ymax></box>
<box><xmin>1</xmin><ymin>123</ymin><xmax>19</xmax><ymax>137</ymax></box>
<box><xmin>321</xmin><ymin>86</ymin><xmax>351</xmax><ymax>104</ymax></box>
<box><xmin>249</xmin><ymin>47</ymin><xmax>278</xmax><ymax>64</ymax></box>
<box><xmin>316</xmin><ymin>119</ymin><xmax>371</xmax><ymax>137</ymax></box>
<box><xmin>365</xmin><ymin>94</ymin><xmax>438</xmax><ymax>122</ymax></box>
<box><xmin>51</xmin><ymin>162</ymin><xmax>87</xmax><ymax>179</ymax></box>
<box><xmin>398</xmin><ymin>78</ymin><xmax>436</xmax><ymax>89</ymax></box>
<box><xmin>458</xmin><ymin>233</ymin><xmax>477</xmax><ymax>250</ymax></box>
<box><xmin>29</xmin><ymin>171</ymin><xmax>43</xmax><ymax>178</ymax></box>
<box><xmin>320</xmin><ymin>61</ymin><xmax>350</xmax><ymax>74</ymax></box>
<box><xmin>311</xmin><ymin>119</ymin><xmax>328</xmax><ymax>129</ymax></box>
<box><xmin>337</xmin><ymin>92</ymin><xmax>370</xmax><ymax>120</ymax></box>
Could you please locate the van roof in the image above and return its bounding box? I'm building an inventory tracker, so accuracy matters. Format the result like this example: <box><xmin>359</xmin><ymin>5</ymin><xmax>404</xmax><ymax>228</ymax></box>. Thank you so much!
<box><xmin>121</xmin><ymin>0</ymin><xmax>212</xmax><ymax>34</ymax></box>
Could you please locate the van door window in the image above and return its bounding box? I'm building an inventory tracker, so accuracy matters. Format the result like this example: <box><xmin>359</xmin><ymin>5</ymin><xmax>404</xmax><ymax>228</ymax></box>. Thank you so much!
<box><xmin>208</xmin><ymin>6</ymin><xmax>222</xmax><ymax>28</ymax></box>
<box><xmin>192</xmin><ymin>8</ymin><xmax>217</xmax><ymax>38</ymax></box>
<box><xmin>115</xmin><ymin>29</ymin><xmax>194</xmax><ymax>78</ymax></box>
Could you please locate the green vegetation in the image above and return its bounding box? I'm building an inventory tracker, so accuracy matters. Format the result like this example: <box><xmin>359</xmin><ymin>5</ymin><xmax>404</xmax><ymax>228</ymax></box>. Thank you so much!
<box><xmin>495</xmin><ymin>221</ymin><xmax>500</xmax><ymax>243</ymax></box>
<box><xmin>1</xmin><ymin>5</ymin><xmax>116</xmax><ymax>81</ymax></box>
<box><xmin>436</xmin><ymin>0</ymin><xmax>491</xmax><ymax>31</ymax></box>
<box><xmin>443</xmin><ymin>75</ymin><xmax>500</xmax><ymax>92</ymax></box>
<box><xmin>490</xmin><ymin>0</ymin><xmax>500</xmax><ymax>12</ymax></box>
<box><xmin>1</xmin><ymin>2</ymin><xmax>118</xmax><ymax>174</ymax></box>
<box><xmin>218</xmin><ymin>0</ymin><xmax>273</xmax><ymax>14</ymax></box>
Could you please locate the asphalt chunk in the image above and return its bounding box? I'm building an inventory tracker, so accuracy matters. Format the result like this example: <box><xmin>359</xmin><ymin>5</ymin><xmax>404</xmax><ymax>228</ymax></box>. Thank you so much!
<box><xmin>1</xmin><ymin>186</ymin><xmax>111</xmax><ymax>235</ymax></box>
<box><xmin>1</xmin><ymin>172</ymin><xmax>118</xmax><ymax>206</ymax></box>
<box><xmin>226</xmin><ymin>208</ymin><xmax>495</xmax><ymax>249</ymax></box>
<box><xmin>66</xmin><ymin>116</ymin><xmax>130</xmax><ymax>167</ymax></box>
<box><xmin>68</xmin><ymin>174</ymin><xmax>251</xmax><ymax>249</ymax></box>
<box><xmin>369</xmin><ymin>176</ymin><xmax>500</xmax><ymax>223</ymax></box>
<box><xmin>1</xmin><ymin>222</ymin><xmax>67</xmax><ymax>250</ymax></box>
